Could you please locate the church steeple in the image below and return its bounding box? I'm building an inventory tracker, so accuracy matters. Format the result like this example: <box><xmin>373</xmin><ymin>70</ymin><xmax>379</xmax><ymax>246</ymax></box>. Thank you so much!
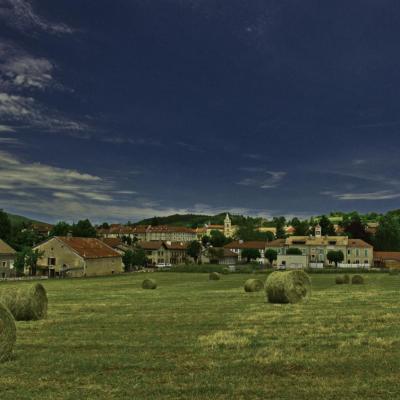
<box><xmin>224</xmin><ymin>213</ymin><xmax>232</xmax><ymax>237</ymax></box>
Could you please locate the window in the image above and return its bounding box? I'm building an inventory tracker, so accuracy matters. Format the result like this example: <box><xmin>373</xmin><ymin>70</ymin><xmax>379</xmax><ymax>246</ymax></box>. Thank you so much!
<box><xmin>348</xmin><ymin>249</ymin><xmax>351</xmax><ymax>255</ymax></box>
<box><xmin>48</xmin><ymin>257</ymin><xmax>56</xmax><ymax>266</ymax></box>
<box><xmin>364</xmin><ymin>249</ymin><xmax>368</xmax><ymax>257</ymax></box>
<box><xmin>2</xmin><ymin>261</ymin><xmax>6</xmax><ymax>267</ymax></box>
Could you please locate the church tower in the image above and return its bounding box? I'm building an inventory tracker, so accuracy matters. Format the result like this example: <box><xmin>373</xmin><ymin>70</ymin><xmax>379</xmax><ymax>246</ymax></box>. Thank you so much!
<box><xmin>224</xmin><ymin>213</ymin><xmax>232</xmax><ymax>237</ymax></box>
<box><xmin>315</xmin><ymin>224</ymin><xmax>322</xmax><ymax>238</ymax></box>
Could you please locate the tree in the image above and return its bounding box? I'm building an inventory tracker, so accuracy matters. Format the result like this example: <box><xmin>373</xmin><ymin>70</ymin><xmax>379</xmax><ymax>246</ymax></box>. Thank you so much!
<box><xmin>208</xmin><ymin>247</ymin><xmax>224</xmax><ymax>263</ymax></box>
<box><xmin>210</xmin><ymin>230</ymin><xmax>228</xmax><ymax>247</ymax></box>
<box><xmin>186</xmin><ymin>241</ymin><xmax>202</xmax><ymax>263</ymax></box>
<box><xmin>291</xmin><ymin>218</ymin><xmax>310</xmax><ymax>236</ymax></box>
<box><xmin>241</xmin><ymin>248</ymin><xmax>261</xmax><ymax>263</ymax></box>
<box><xmin>236</xmin><ymin>223</ymin><xmax>274</xmax><ymax>241</ymax></box>
<box><xmin>340</xmin><ymin>213</ymin><xmax>370</xmax><ymax>241</ymax></box>
<box><xmin>72</xmin><ymin>219</ymin><xmax>97</xmax><ymax>237</ymax></box>
<box><xmin>25</xmin><ymin>248</ymin><xmax>44</xmax><ymax>276</ymax></box>
<box><xmin>318</xmin><ymin>215</ymin><xmax>336</xmax><ymax>236</ymax></box>
<box><xmin>286</xmin><ymin>247</ymin><xmax>302</xmax><ymax>255</ymax></box>
<box><xmin>14</xmin><ymin>249</ymin><xmax>27</xmax><ymax>276</ymax></box>
<box><xmin>273</xmin><ymin>217</ymin><xmax>286</xmax><ymax>239</ymax></box>
<box><xmin>50</xmin><ymin>221</ymin><xmax>71</xmax><ymax>237</ymax></box>
<box><xmin>201</xmin><ymin>235</ymin><xmax>211</xmax><ymax>247</ymax></box>
<box><xmin>374</xmin><ymin>214</ymin><xmax>400</xmax><ymax>251</ymax></box>
<box><xmin>100</xmin><ymin>222</ymin><xmax>110</xmax><ymax>229</ymax></box>
<box><xmin>0</xmin><ymin>210</ymin><xmax>11</xmax><ymax>242</ymax></box>
<box><xmin>265</xmin><ymin>249</ymin><xmax>278</xmax><ymax>265</ymax></box>
<box><xmin>327</xmin><ymin>250</ymin><xmax>344</xmax><ymax>267</ymax></box>
<box><xmin>122</xmin><ymin>248</ymin><xmax>147</xmax><ymax>271</ymax></box>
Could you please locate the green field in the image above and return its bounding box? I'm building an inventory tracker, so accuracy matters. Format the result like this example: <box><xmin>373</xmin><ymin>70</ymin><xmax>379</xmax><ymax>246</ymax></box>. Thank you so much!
<box><xmin>1</xmin><ymin>273</ymin><xmax>400</xmax><ymax>399</ymax></box>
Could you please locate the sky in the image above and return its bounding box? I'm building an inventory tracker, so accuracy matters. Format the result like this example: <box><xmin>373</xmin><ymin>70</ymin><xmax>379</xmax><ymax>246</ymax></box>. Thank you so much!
<box><xmin>1</xmin><ymin>0</ymin><xmax>400</xmax><ymax>223</ymax></box>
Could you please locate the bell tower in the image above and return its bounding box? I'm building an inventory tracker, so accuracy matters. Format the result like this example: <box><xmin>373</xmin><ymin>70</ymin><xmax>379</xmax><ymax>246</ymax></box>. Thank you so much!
<box><xmin>315</xmin><ymin>224</ymin><xmax>322</xmax><ymax>238</ymax></box>
<box><xmin>224</xmin><ymin>213</ymin><xmax>232</xmax><ymax>237</ymax></box>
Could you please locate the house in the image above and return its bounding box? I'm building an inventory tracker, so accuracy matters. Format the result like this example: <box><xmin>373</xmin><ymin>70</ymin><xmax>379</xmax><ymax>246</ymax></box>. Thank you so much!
<box><xmin>199</xmin><ymin>214</ymin><xmax>238</xmax><ymax>238</ymax></box>
<box><xmin>205</xmin><ymin>247</ymin><xmax>239</xmax><ymax>265</ymax></box>
<box><xmin>34</xmin><ymin>237</ymin><xmax>123</xmax><ymax>278</ymax></box>
<box><xmin>224</xmin><ymin>240</ymin><xmax>270</xmax><ymax>263</ymax></box>
<box><xmin>277</xmin><ymin>254</ymin><xmax>309</xmax><ymax>269</ymax></box>
<box><xmin>373</xmin><ymin>252</ymin><xmax>400</xmax><ymax>269</ymax></box>
<box><xmin>101</xmin><ymin>237</ymin><xmax>130</xmax><ymax>255</ymax></box>
<box><xmin>137</xmin><ymin>241</ymin><xmax>188</xmax><ymax>265</ymax></box>
<box><xmin>0</xmin><ymin>239</ymin><xmax>16</xmax><ymax>278</ymax></box>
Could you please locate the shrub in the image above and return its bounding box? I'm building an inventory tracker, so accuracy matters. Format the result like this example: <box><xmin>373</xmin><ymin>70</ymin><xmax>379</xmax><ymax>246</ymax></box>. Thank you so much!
<box><xmin>142</xmin><ymin>279</ymin><xmax>157</xmax><ymax>289</ymax></box>
<box><xmin>244</xmin><ymin>279</ymin><xmax>264</xmax><ymax>292</ymax></box>
<box><xmin>389</xmin><ymin>268</ymin><xmax>400</xmax><ymax>276</ymax></box>
<box><xmin>265</xmin><ymin>270</ymin><xmax>311</xmax><ymax>304</ymax></box>
<box><xmin>209</xmin><ymin>272</ymin><xmax>221</xmax><ymax>280</ymax></box>
<box><xmin>0</xmin><ymin>283</ymin><xmax>48</xmax><ymax>321</ymax></box>
<box><xmin>351</xmin><ymin>275</ymin><xmax>364</xmax><ymax>284</ymax></box>
<box><xmin>0</xmin><ymin>303</ymin><xmax>16</xmax><ymax>363</ymax></box>
<box><xmin>168</xmin><ymin>264</ymin><xmax>224</xmax><ymax>273</ymax></box>
<box><xmin>335</xmin><ymin>276</ymin><xmax>345</xmax><ymax>284</ymax></box>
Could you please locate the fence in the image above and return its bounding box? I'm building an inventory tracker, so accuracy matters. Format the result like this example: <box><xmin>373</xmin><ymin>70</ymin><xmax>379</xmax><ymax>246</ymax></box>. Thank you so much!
<box><xmin>309</xmin><ymin>262</ymin><xmax>324</xmax><ymax>269</ymax></box>
<box><xmin>338</xmin><ymin>263</ymin><xmax>370</xmax><ymax>269</ymax></box>
<box><xmin>0</xmin><ymin>276</ymin><xmax>49</xmax><ymax>282</ymax></box>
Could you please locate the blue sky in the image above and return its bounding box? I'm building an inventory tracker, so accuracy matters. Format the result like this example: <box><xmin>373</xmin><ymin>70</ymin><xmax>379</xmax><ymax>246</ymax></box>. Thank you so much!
<box><xmin>1</xmin><ymin>0</ymin><xmax>400</xmax><ymax>223</ymax></box>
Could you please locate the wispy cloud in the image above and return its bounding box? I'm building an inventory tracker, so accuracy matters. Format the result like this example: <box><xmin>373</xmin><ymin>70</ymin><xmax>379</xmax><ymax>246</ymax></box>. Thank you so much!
<box><xmin>236</xmin><ymin>170</ymin><xmax>286</xmax><ymax>189</ymax></box>
<box><xmin>321</xmin><ymin>190</ymin><xmax>400</xmax><ymax>201</ymax></box>
<box><xmin>0</xmin><ymin>0</ymin><xmax>74</xmax><ymax>35</ymax></box>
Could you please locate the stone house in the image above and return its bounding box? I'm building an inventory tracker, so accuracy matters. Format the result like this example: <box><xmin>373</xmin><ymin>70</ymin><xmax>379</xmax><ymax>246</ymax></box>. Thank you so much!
<box><xmin>138</xmin><ymin>241</ymin><xmax>188</xmax><ymax>265</ymax></box>
<box><xmin>34</xmin><ymin>236</ymin><xmax>123</xmax><ymax>278</ymax></box>
<box><xmin>0</xmin><ymin>239</ymin><xmax>16</xmax><ymax>278</ymax></box>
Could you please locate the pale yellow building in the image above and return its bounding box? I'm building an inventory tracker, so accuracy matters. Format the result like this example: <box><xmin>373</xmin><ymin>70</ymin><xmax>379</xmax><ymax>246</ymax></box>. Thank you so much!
<box><xmin>34</xmin><ymin>237</ymin><xmax>123</xmax><ymax>278</ymax></box>
<box><xmin>0</xmin><ymin>239</ymin><xmax>16</xmax><ymax>278</ymax></box>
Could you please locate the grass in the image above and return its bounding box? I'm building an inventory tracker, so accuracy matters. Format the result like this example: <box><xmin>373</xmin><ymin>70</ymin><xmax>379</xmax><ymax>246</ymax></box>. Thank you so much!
<box><xmin>0</xmin><ymin>273</ymin><xmax>400</xmax><ymax>399</ymax></box>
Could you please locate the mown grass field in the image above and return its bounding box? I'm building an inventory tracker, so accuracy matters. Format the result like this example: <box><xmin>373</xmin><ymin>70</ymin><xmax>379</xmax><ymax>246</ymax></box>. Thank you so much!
<box><xmin>1</xmin><ymin>272</ymin><xmax>400</xmax><ymax>399</ymax></box>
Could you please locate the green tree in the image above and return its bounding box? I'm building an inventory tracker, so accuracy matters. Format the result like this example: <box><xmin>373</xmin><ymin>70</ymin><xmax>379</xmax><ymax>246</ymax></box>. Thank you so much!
<box><xmin>208</xmin><ymin>247</ymin><xmax>224</xmax><ymax>263</ymax></box>
<box><xmin>201</xmin><ymin>235</ymin><xmax>211</xmax><ymax>247</ymax></box>
<box><xmin>274</xmin><ymin>217</ymin><xmax>286</xmax><ymax>239</ymax></box>
<box><xmin>318</xmin><ymin>215</ymin><xmax>336</xmax><ymax>236</ymax></box>
<box><xmin>286</xmin><ymin>247</ymin><xmax>303</xmax><ymax>255</ymax></box>
<box><xmin>72</xmin><ymin>219</ymin><xmax>97</xmax><ymax>237</ymax></box>
<box><xmin>265</xmin><ymin>249</ymin><xmax>278</xmax><ymax>265</ymax></box>
<box><xmin>341</xmin><ymin>214</ymin><xmax>370</xmax><ymax>242</ymax></box>
<box><xmin>210</xmin><ymin>230</ymin><xmax>228</xmax><ymax>247</ymax></box>
<box><xmin>374</xmin><ymin>214</ymin><xmax>400</xmax><ymax>251</ymax></box>
<box><xmin>25</xmin><ymin>248</ymin><xmax>44</xmax><ymax>276</ymax></box>
<box><xmin>241</xmin><ymin>248</ymin><xmax>261</xmax><ymax>263</ymax></box>
<box><xmin>14</xmin><ymin>249</ymin><xmax>27</xmax><ymax>276</ymax></box>
<box><xmin>236</xmin><ymin>223</ymin><xmax>274</xmax><ymax>241</ymax></box>
<box><xmin>0</xmin><ymin>210</ymin><xmax>11</xmax><ymax>242</ymax></box>
<box><xmin>291</xmin><ymin>218</ymin><xmax>310</xmax><ymax>236</ymax></box>
<box><xmin>186</xmin><ymin>241</ymin><xmax>202</xmax><ymax>263</ymax></box>
<box><xmin>123</xmin><ymin>248</ymin><xmax>147</xmax><ymax>271</ymax></box>
<box><xmin>50</xmin><ymin>221</ymin><xmax>71</xmax><ymax>237</ymax></box>
<box><xmin>327</xmin><ymin>250</ymin><xmax>344</xmax><ymax>267</ymax></box>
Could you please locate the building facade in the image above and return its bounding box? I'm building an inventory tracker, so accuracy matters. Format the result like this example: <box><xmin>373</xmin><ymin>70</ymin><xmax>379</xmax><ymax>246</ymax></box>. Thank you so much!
<box><xmin>137</xmin><ymin>241</ymin><xmax>188</xmax><ymax>265</ymax></box>
<box><xmin>0</xmin><ymin>239</ymin><xmax>16</xmax><ymax>278</ymax></box>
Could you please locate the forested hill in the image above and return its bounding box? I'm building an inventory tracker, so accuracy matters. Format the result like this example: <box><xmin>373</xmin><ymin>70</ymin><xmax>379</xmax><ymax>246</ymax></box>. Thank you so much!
<box><xmin>134</xmin><ymin>213</ymin><xmax>261</xmax><ymax>228</ymax></box>
<box><xmin>5</xmin><ymin>212</ymin><xmax>44</xmax><ymax>227</ymax></box>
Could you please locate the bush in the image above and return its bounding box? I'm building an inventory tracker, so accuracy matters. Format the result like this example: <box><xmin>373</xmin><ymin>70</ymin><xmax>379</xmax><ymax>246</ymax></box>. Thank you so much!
<box><xmin>167</xmin><ymin>264</ymin><xmax>225</xmax><ymax>273</ymax></box>
<box><xmin>244</xmin><ymin>279</ymin><xmax>264</xmax><ymax>292</ymax></box>
<box><xmin>265</xmin><ymin>270</ymin><xmax>311</xmax><ymax>304</ymax></box>
<box><xmin>351</xmin><ymin>275</ymin><xmax>364</xmax><ymax>284</ymax></box>
<box><xmin>389</xmin><ymin>268</ymin><xmax>400</xmax><ymax>276</ymax></box>
<box><xmin>0</xmin><ymin>283</ymin><xmax>48</xmax><ymax>321</ymax></box>
<box><xmin>0</xmin><ymin>302</ymin><xmax>16</xmax><ymax>363</ymax></box>
<box><xmin>209</xmin><ymin>272</ymin><xmax>221</xmax><ymax>280</ymax></box>
<box><xmin>335</xmin><ymin>276</ymin><xmax>345</xmax><ymax>284</ymax></box>
<box><xmin>142</xmin><ymin>279</ymin><xmax>157</xmax><ymax>289</ymax></box>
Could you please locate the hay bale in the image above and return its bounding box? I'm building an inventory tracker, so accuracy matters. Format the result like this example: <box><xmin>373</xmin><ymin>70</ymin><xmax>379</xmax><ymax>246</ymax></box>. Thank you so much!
<box><xmin>343</xmin><ymin>274</ymin><xmax>350</xmax><ymax>283</ymax></box>
<box><xmin>0</xmin><ymin>283</ymin><xmax>48</xmax><ymax>321</ymax></box>
<box><xmin>351</xmin><ymin>275</ymin><xmax>364</xmax><ymax>284</ymax></box>
<box><xmin>209</xmin><ymin>272</ymin><xmax>221</xmax><ymax>280</ymax></box>
<box><xmin>244</xmin><ymin>278</ymin><xmax>264</xmax><ymax>292</ymax></box>
<box><xmin>221</xmin><ymin>267</ymin><xmax>230</xmax><ymax>275</ymax></box>
<box><xmin>142</xmin><ymin>279</ymin><xmax>157</xmax><ymax>289</ymax></box>
<box><xmin>335</xmin><ymin>276</ymin><xmax>345</xmax><ymax>284</ymax></box>
<box><xmin>265</xmin><ymin>270</ymin><xmax>311</xmax><ymax>304</ymax></box>
<box><xmin>0</xmin><ymin>302</ymin><xmax>16</xmax><ymax>363</ymax></box>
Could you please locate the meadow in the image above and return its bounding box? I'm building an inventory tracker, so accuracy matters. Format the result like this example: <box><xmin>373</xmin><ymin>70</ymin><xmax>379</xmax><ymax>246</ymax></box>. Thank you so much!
<box><xmin>0</xmin><ymin>272</ymin><xmax>400</xmax><ymax>399</ymax></box>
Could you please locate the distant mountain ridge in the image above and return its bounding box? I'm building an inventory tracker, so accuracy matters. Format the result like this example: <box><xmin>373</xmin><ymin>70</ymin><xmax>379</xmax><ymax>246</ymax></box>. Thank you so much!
<box><xmin>5</xmin><ymin>212</ymin><xmax>46</xmax><ymax>227</ymax></box>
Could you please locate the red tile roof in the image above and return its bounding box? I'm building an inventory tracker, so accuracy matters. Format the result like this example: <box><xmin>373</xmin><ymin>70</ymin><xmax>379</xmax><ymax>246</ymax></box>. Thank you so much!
<box><xmin>56</xmin><ymin>237</ymin><xmax>121</xmax><ymax>259</ymax></box>
<box><xmin>347</xmin><ymin>239</ymin><xmax>373</xmax><ymax>248</ymax></box>
<box><xmin>224</xmin><ymin>241</ymin><xmax>268</xmax><ymax>250</ymax></box>
<box><xmin>101</xmin><ymin>237</ymin><xmax>124</xmax><ymax>249</ymax></box>
<box><xmin>374</xmin><ymin>251</ymin><xmax>400</xmax><ymax>261</ymax></box>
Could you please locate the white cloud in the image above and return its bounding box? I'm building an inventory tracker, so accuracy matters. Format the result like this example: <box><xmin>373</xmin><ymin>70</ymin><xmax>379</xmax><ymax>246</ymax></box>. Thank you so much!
<box><xmin>0</xmin><ymin>0</ymin><xmax>74</xmax><ymax>35</ymax></box>
<box><xmin>321</xmin><ymin>190</ymin><xmax>400</xmax><ymax>201</ymax></box>
<box><xmin>236</xmin><ymin>170</ymin><xmax>286</xmax><ymax>189</ymax></box>
<box><xmin>0</xmin><ymin>124</ymin><xmax>15</xmax><ymax>132</ymax></box>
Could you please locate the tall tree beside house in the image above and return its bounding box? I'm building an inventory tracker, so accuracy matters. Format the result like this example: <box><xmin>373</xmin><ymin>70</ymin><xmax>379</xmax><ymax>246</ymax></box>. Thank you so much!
<box><xmin>265</xmin><ymin>249</ymin><xmax>278</xmax><ymax>265</ymax></box>
<box><xmin>0</xmin><ymin>210</ymin><xmax>11</xmax><ymax>242</ymax></box>
<box><xmin>186</xmin><ymin>241</ymin><xmax>202</xmax><ymax>263</ymax></box>
<box><xmin>274</xmin><ymin>217</ymin><xmax>286</xmax><ymax>239</ymax></box>
<box><xmin>25</xmin><ymin>248</ymin><xmax>44</xmax><ymax>276</ymax></box>
<box><xmin>341</xmin><ymin>214</ymin><xmax>371</xmax><ymax>243</ymax></box>
<box><xmin>50</xmin><ymin>221</ymin><xmax>71</xmax><ymax>237</ymax></box>
<box><xmin>327</xmin><ymin>250</ymin><xmax>344</xmax><ymax>267</ymax></box>
<box><xmin>14</xmin><ymin>249</ymin><xmax>27</xmax><ymax>276</ymax></box>
<box><xmin>10</xmin><ymin>224</ymin><xmax>41</xmax><ymax>251</ymax></box>
<box><xmin>201</xmin><ymin>235</ymin><xmax>211</xmax><ymax>247</ymax></box>
<box><xmin>122</xmin><ymin>248</ymin><xmax>147</xmax><ymax>271</ymax></box>
<box><xmin>291</xmin><ymin>218</ymin><xmax>310</xmax><ymax>236</ymax></box>
<box><xmin>318</xmin><ymin>215</ymin><xmax>336</xmax><ymax>236</ymax></box>
<box><xmin>210</xmin><ymin>230</ymin><xmax>229</xmax><ymax>247</ymax></box>
<box><xmin>374</xmin><ymin>214</ymin><xmax>400</xmax><ymax>251</ymax></box>
<box><xmin>72</xmin><ymin>219</ymin><xmax>97</xmax><ymax>238</ymax></box>
<box><xmin>241</xmin><ymin>248</ymin><xmax>261</xmax><ymax>263</ymax></box>
<box><xmin>208</xmin><ymin>247</ymin><xmax>224</xmax><ymax>263</ymax></box>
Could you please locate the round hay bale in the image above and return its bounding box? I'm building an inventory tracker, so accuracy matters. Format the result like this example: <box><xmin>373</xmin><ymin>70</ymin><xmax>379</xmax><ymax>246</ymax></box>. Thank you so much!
<box><xmin>142</xmin><ymin>279</ymin><xmax>157</xmax><ymax>289</ymax></box>
<box><xmin>335</xmin><ymin>276</ymin><xmax>345</xmax><ymax>284</ymax></box>
<box><xmin>265</xmin><ymin>270</ymin><xmax>311</xmax><ymax>304</ymax></box>
<box><xmin>221</xmin><ymin>267</ymin><xmax>230</xmax><ymax>275</ymax></box>
<box><xmin>209</xmin><ymin>272</ymin><xmax>221</xmax><ymax>280</ymax></box>
<box><xmin>244</xmin><ymin>279</ymin><xmax>264</xmax><ymax>292</ymax></box>
<box><xmin>351</xmin><ymin>275</ymin><xmax>364</xmax><ymax>284</ymax></box>
<box><xmin>0</xmin><ymin>283</ymin><xmax>48</xmax><ymax>321</ymax></box>
<box><xmin>343</xmin><ymin>274</ymin><xmax>350</xmax><ymax>284</ymax></box>
<box><xmin>0</xmin><ymin>302</ymin><xmax>16</xmax><ymax>363</ymax></box>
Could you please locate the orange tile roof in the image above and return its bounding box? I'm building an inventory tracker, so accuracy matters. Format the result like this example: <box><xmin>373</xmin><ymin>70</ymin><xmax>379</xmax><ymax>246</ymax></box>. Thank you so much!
<box><xmin>347</xmin><ymin>239</ymin><xmax>373</xmax><ymax>248</ymax></box>
<box><xmin>56</xmin><ymin>237</ymin><xmax>121</xmax><ymax>259</ymax></box>
<box><xmin>101</xmin><ymin>237</ymin><xmax>124</xmax><ymax>248</ymax></box>
<box><xmin>374</xmin><ymin>251</ymin><xmax>400</xmax><ymax>261</ymax></box>
<box><xmin>224</xmin><ymin>241</ymin><xmax>268</xmax><ymax>250</ymax></box>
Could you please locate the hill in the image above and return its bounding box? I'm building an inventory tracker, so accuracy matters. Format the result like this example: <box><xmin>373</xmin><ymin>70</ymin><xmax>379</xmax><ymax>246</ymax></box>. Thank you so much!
<box><xmin>5</xmin><ymin>212</ymin><xmax>45</xmax><ymax>227</ymax></box>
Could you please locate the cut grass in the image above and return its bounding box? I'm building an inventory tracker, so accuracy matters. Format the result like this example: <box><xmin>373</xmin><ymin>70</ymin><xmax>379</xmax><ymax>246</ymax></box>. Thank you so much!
<box><xmin>0</xmin><ymin>273</ymin><xmax>400</xmax><ymax>399</ymax></box>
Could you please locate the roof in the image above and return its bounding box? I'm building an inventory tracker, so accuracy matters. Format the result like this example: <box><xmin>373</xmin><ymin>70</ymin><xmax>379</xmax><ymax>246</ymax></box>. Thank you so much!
<box><xmin>224</xmin><ymin>241</ymin><xmax>267</xmax><ymax>250</ymax></box>
<box><xmin>55</xmin><ymin>237</ymin><xmax>121</xmax><ymax>259</ymax></box>
<box><xmin>286</xmin><ymin>235</ymin><xmax>348</xmax><ymax>246</ymax></box>
<box><xmin>347</xmin><ymin>239</ymin><xmax>373</xmax><ymax>248</ymax></box>
<box><xmin>97</xmin><ymin>225</ymin><xmax>196</xmax><ymax>235</ymax></box>
<box><xmin>265</xmin><ymin>239</ymin><xmax>286</xmax><ymax>247</ymax></box>
<box><xmin>138</xmin><ymin>241</ymin><xmax>188</xmax><ymax>250</ymax></box>
<box><xmin>374</xmin><ymin>251</ymin><xmax>400</xmax><ymax>261</ymax></box>
<box><xmin>0</xmin><ymin>239</ymin><xmax>16</xmax><ymax>255</ymax></box>
<box><xmin>101</xmin><ymin>237</ymin><xmax>124</xmax><ymax>249</ymax></box>
<box><xmin>223</xmin><ymin>248</ymin><xmax>238</xmax><ymax>257</ymax></box>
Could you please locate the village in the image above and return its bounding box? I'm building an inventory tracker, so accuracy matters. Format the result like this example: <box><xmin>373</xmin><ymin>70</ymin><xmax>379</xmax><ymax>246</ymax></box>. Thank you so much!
<box><xmin>1</xmin><ymin>211</ymin><xmax>399</xmax><ymax>279</ymax></box>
